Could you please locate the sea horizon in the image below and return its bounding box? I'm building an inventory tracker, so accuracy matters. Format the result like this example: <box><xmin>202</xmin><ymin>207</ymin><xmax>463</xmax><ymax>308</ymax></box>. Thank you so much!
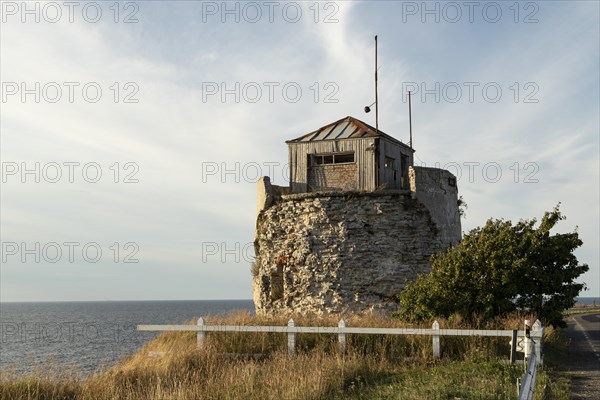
<box><xmin>0</xmin><ymin>299</ymin><xmax>256</xmax><ymax>375</ymax></box>
<box><xmin>0</xmin><ymin>298</ymin><xmax>253</xmax><ymax>304</ymax></box>
<box><xmin>2</xmin><ymin>296</ymin><xmax>598</xmax><ymax>304</ymax></box>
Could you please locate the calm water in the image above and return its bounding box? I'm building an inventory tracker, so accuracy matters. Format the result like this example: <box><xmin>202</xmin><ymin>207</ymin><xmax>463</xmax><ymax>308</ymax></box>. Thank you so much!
<box><xmin>0</xmin><ymin>300</ymin><xmax>254</xmax><ymax>375</ymax></box>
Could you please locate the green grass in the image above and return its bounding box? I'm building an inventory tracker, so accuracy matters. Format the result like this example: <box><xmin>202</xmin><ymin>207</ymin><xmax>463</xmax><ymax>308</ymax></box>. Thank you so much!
<box><xmin>563</xmin><ymin>307</ymin><xmax>600</xmax><ymax>316</ymax></box>
<box><xmin>534</xmin><ymin>367</ymin><xmax>571</xmax><ymax>400</ymax></box>
<box><xmin>341</xmin><ymin>360</ymin><xmax>521</xmax><ymax>400</ymax></box>
<box><xmin>532</xmin><ymin>326</ymin><xmax>571</xmax><ymax>400</ymax></box>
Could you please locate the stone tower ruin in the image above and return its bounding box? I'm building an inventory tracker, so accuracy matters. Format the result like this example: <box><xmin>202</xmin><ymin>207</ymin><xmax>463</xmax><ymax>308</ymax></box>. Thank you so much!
<box><xmin>253</xmin><ymin>116</ymin><xmax>461</xmax><ymax>315</ymax></box>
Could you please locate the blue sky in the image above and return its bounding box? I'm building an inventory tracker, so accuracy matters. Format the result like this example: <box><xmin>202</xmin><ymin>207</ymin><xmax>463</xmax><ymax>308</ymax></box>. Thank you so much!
<box><xmin>1</xmin><ymin>0</ymin><xmax>599</xmax><ymax>301</ymax></box>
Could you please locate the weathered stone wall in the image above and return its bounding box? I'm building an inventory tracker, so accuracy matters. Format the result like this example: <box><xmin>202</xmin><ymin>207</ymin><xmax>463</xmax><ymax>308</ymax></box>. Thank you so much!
<box><xmin>409</xmin><ymin>166</ymin><xmax>461</xmax><ymax>246</ymax></box>
<box><xmin>307</xmin><ymin>163</ymin><xmax>358</xmax><ymax>192</ymax></box>
<box><xmin>253</xmin><ymin>190</ymin><xmax>446</xmax><ymax>315</ymax></box>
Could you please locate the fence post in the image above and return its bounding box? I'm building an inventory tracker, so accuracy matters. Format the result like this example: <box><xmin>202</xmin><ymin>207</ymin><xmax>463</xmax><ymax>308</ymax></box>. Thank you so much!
<box><xmin>510</xmin><ymin>329</ymin><xmax>517</xmax><ymax>364</ymax></box>
<box><xmin>524</xmin><ymin>319</ymin><xmax>532</xmax><ymax>361</ymax></box>
<box><xmin>432</xmin><ymin>320</ymin><xmax>440</xmax><ymax>358</ymax></box>
<box><xmin>197</xmin><ymin>317</ymin><xmax>205</xmax><ymax>350</ymax></box>
<box><xmin>287</xmin><ymin>319</ymin><xmax>296</xmax><ymax>356</ymax></box>
<box><xmin>338</xmin><ymin>319</ymin><xmax>346</xmax><ymax>353</ymax></box>
<box><xmin>533</xmin><ymin>319</ymin><xmax>543</xmax><ymax>365</ymax></box>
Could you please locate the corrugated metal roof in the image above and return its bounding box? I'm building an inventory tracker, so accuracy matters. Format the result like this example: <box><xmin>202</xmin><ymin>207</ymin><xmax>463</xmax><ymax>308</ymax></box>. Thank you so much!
<box><xmin>327</xmin><ymin>121</ymin><xmax>351</xmax><ymax>139</ymax></box>
<box><xmin>311</xmin><ymin>123</ymin><xmax>336</xmax><ymax>141</ymax></box>
<box><xmin>286</xmin><ymin>116</ymin><xmax>413</xmax><ymax>151</ymax></box>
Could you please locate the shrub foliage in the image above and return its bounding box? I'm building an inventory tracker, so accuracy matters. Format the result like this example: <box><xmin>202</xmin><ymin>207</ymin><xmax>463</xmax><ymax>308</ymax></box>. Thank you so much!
<box><xmin>399</xmin><ymin>204</ymin><xmax>588</xmax><ymax>327</ymax></box>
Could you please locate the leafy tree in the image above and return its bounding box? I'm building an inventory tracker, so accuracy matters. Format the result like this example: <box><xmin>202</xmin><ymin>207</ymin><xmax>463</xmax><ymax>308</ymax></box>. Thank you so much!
<box><xmin>398</xmin><ymin>204</ymin><xmax>588</xmax><ymax>327</ymax></box>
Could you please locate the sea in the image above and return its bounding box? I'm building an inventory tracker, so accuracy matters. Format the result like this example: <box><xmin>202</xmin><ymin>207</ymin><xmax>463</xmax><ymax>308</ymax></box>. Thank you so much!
<box><xmin>0</xmin><ymin>297</ymin><xmax>598</xmax><ymax>377</ymax></box>
<box><xmin>0</xmin><ymin>300</ymin><xmax>254</xmax><ymax>376</ymax></box>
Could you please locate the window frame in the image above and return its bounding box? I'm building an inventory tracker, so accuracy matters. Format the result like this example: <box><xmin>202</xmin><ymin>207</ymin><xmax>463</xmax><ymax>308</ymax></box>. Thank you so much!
<box><xmin>310</xmin><ymin>151</ymin><xmax>355</xmax><ymax>166</ymax></box>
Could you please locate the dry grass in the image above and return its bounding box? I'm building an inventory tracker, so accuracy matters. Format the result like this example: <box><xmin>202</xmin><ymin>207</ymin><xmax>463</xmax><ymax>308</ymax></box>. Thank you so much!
<box><xmin>0</xmin><ymin>311</ymin><xmax>541</xmax><ymax>400</ymax></box>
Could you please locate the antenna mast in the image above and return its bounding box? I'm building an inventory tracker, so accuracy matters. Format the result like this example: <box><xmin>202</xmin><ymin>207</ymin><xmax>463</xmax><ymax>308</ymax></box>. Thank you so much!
<box><xmin>374</xmin><ymin>35</ymin><xmax>379</xmax><ymax>135</ymax></box>
<box><xmin>363</xmin><ymin>36</ymin><xmax>380</xmax><ymax>131</ymax></box>
<box><xmin>408</xmin><ymin>91</ymin><xmax>413</xmax><ymax>148</ymax></box>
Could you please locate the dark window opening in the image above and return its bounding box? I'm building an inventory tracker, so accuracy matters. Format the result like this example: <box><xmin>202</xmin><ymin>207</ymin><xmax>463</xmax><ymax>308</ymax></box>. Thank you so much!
<box><xmin>385</xmin><ymin>157</ymin><xmax>395</xmax><ymax>168</ymax></box>
<box><xmin>335</xmin><ymin>153</ymin><xmax>354</xmax><ymax>163</ymax></box>
<box><xmin>310</xmin><ymin>152</ymin><xmax>355</xmax><ymax>166</ymax></box>
<box><xmin>401</xmin><ymin>154</ymin><xmax>410</xmax><ymax>189</ymax></box>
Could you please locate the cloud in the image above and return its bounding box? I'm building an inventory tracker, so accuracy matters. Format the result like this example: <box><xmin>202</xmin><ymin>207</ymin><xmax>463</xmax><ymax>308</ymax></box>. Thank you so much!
<box><xmin>1</xmin><ymin>1</ymin><xmax>598</xmax><ymax>300</ymax></box>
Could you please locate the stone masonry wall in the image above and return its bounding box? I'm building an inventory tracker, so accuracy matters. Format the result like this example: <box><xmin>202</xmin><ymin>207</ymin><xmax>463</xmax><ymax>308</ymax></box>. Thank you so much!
<box><xmin>409</xmin><ymin>166</ymin><xmax>461</xmax><ymax>246</ymax></box>
<box><xmin>253</xmin><ymin>190</ymin><xmax>445</xmax><ymax>315</ymax></box>
<box><xmin>307</xmin><ymin>164</ymin><xmax>358</xmax><ymax>192</ymax></box>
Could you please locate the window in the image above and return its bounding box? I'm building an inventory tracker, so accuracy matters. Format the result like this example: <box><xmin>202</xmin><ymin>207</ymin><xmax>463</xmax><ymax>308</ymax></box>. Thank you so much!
<box><xmin>335</xmin><ymin>153</ymin><xmax>355</xmax><ymax>163</ymax></box>
<box><xmin>401</xmin><ymin>154</ymin><xmax>409</xmax><ymax>189</ymax></box>
<box><xmin>310</xmin><ymin>152</ymin><xmax>355</xmax><ymax>166</ymax></box>
<box><xmin>385</xmin><ymin>157</ymin><xmax>395</xmax><ymax>168</ymax></box>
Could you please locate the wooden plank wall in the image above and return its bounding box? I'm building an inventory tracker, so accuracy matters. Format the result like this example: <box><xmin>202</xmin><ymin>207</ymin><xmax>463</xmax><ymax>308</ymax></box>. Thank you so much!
<box><xmin>288</xmin><ymin>138</ymin><xmax>377</xmax><ymax>193</ymax></box>
<box><xmin>378</xmin><ymin>138</ymin><xmax>414</xmax><ymax>190</ymax></box>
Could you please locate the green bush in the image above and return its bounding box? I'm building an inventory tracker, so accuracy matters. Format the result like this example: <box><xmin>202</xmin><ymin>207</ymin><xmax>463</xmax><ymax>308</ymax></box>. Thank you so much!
<box><xmin>399</xmin><ymin>204</ymin><xmax>588</xmax><ymax>327</ymax></box>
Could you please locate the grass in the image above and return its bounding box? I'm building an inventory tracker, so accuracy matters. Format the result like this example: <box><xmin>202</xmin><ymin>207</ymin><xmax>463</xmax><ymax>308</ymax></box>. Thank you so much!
<box><xmin>0</xmin><ymin>311</ymin><xmax>570</xmax><ymax>400</ymax></box>
<box><xmin>345</xmin><ymin>360</ymin><xmax>521</xmax><ymax>400</ymax></box>
<box><xmin>532</xmin><ymin>325</ymin><xmax>572</xmax><ymax>400</ymax></box>
<box><xmin>563</xmin><ymin>308</ymin><xmax>600</xmax><ymax>316</ymax></box>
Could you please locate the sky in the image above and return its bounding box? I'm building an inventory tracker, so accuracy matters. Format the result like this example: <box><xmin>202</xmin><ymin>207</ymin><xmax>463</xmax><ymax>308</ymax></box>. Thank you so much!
<box><xmin>0</xmin><ymin>0</ymin><xmax>598</xmax><ymax>302</ymax></box>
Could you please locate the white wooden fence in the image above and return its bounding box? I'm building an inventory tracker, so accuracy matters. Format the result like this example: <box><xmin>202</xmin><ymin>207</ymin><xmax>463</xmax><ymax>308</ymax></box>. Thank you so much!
<box><xmin>138</xmin><ymin>318</ymin><xmax>543</xmax><ymax>399</ymax></box>
<box><xmin>138</xmin><ymin>318</ymin><xmax>543</xmax><ymax>362</ymax></box>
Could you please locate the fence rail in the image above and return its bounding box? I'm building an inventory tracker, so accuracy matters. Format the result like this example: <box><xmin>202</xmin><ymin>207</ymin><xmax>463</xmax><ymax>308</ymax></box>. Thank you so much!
<box><xmin>518</xmin><ymin>344</ymin><xmax>539</xmax><ymax>400</ymax></box>
<box><xmin>517</xmin><ymin>320</ymin><xmax>544</xmax><ymax>400</ymax></box>
<box><xmin>138</xmin><ymin>318</ymin><xmax>543</xmax><ymax>361</ymax></box>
